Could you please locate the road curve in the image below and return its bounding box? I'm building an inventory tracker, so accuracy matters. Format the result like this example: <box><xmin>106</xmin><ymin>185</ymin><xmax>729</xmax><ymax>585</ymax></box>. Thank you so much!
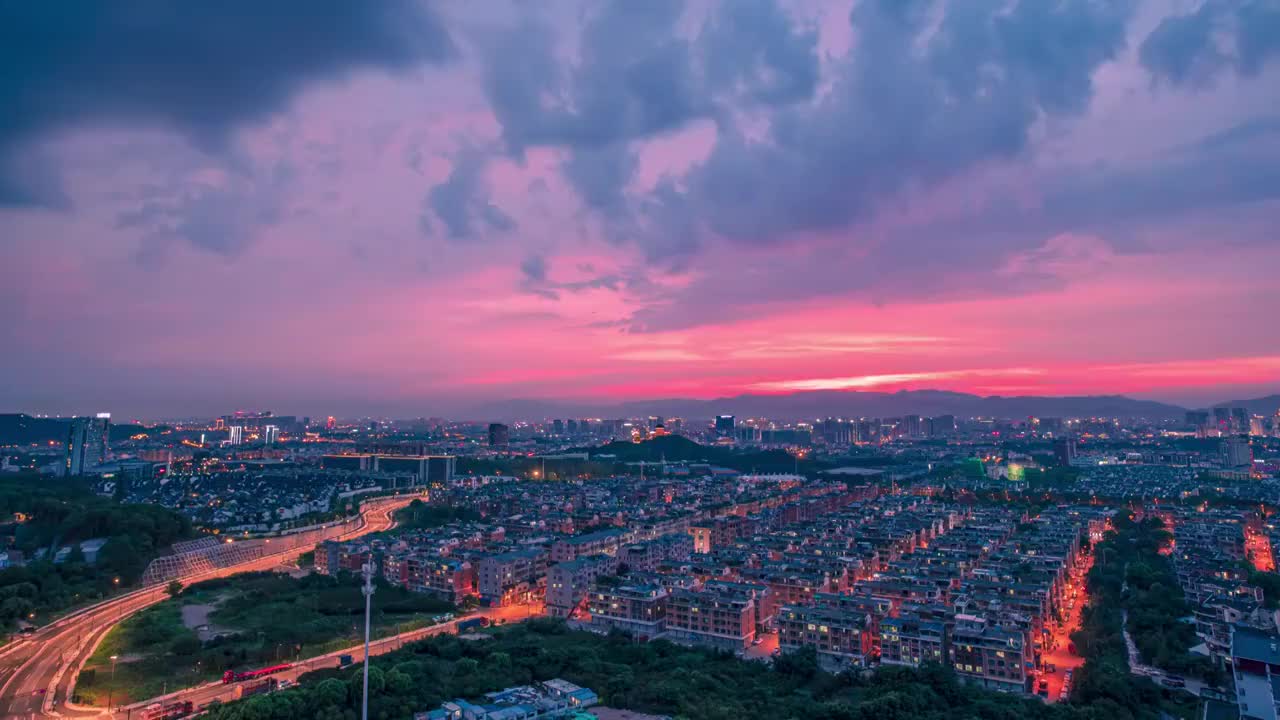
<box><xmin>0</xmin><ymin>497</ymin><xmax>410</xmax><ymax>719</ymax></box>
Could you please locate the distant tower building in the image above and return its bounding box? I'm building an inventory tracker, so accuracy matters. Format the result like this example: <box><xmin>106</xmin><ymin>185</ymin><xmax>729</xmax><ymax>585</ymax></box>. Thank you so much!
<box><xmin>228</xmin><ymin>425</ymin><xmax>244</xmax><ymax>445</ymax></box>
<box><xmin>1231</xmin><ymin>407</ymin><xmax>1250</xmax><ymax>434</ymax></box>
<box><xmin>1185</xmin><ymin>410</ymin><xmax>1210</xmax><ymax>432</ymax></box>
<box><xmin>1250</xmin><ymin>416</ymin><xmax>1266</xmax><ymax>437</ymax></box>
<box><xmin>488</xmin><ymin>423</ymin><xmax>510</xmax><ymax>447</ymax></box>
<box><xmin>553</xmin><ymin>419</ymin><xmax>564</xmax><ymax>436</ymax></box>
<box><xmin>819</xmin><ymin>418</ymin><xmax>852</xmax><ymax>445</ymax></box>
<box><xmin>263</xmin><ymin>424</ymin><xmax>280</xmax><ymax>445</ymax></box>
<box><xmin>64</xmin><ymin>413</ymin><xmax>110</xmax><ymax>476</ymax></box>
<box><xmin>579</xmin><ymin>419</ymin><xmax>592</xmax><ymax>436</ymax></box>
<box><xmin>929</xmin><ymin>415</ymin><xmax>956</xmax><ymax>437</ymax></box>
<box><xmin>1221</xmin><ymin>436</ymin><xmax>1253</xmax><ymax>469</ymax></box>
<box><xmin>566</xmin><ymin>419</ymin><xmax>578</xmax><ymax>435</ymax></box>
<box><xmin>1213</xmin><ymin>407</ymin><xmax>1231</xmax><ymax>433</ymax></box>
<box><xmin>903</xmin><ymin>414</ymin><xmax>923</xmax><ymax>438</ymax></box>
<box><xmin>326</xmin><ymin>416</ymin><xmax>336</xmax><ymax>431</ymax></box>
<box><xmin>1037</xmin><ymin>417</ymin><xmax>1063</xmax><ymax>434</ymax></box>
<box><xmin>715</xmin><ymin>415</ymin><xmax>736</xmax><ymax>437</ymax></box>
<box><xmin>1053</xmin><ymin>436</ymin><xmax>1078</xmax><ymax>467</ymax></box>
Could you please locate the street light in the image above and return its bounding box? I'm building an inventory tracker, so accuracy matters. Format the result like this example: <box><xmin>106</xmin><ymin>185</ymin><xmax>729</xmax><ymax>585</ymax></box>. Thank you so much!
<box><xmin>361</xmin><ymin>561</ymin><xmax>376</xmax><ymax>720</ymax></box>
<box><xmin>108</xmin><ymin>655</ymin><xmax>119</xmax><ymax>710</ymax></box>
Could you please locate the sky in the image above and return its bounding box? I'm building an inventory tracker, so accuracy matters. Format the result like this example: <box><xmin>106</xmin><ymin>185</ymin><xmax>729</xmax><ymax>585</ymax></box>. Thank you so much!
<box><xmin>2</xmin><ymin>0</ymin><xmax>1279</xmax><ymax>419</ymax></box>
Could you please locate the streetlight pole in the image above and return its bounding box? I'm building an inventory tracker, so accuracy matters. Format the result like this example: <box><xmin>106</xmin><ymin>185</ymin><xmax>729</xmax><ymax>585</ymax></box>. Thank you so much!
<box><xmin>108</xmin><ymin>655</ymin><xmax>118</xmax><ymax>711</ymax></box>
<box><xmin>361</xmin><ymin>560</ymin><xmax>375</xmax><ymax>720</ymax></box>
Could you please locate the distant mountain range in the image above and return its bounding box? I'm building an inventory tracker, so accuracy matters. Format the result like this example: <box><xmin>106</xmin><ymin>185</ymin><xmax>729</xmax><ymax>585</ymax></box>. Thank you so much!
<box><xmin>460</xmin><ymin>389</ymin><xmax>1226</xmax><ymax>422</ymax></box>
<box><xmin>0</xmin><ymin>414</ymin><xmax>154</xmax><ymax>446</ymax></box>
<box><xmin>1212</xmin><ymin>394</ymin><xmax>1280</xmax><ymax>416</ymax></box>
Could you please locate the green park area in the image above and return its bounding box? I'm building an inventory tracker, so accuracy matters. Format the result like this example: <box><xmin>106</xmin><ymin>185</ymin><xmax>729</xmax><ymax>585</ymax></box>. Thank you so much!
<box><xmin>74</xmin><ymin>571</ymin><xmax>453</xmax><ymax>707</ymax></box>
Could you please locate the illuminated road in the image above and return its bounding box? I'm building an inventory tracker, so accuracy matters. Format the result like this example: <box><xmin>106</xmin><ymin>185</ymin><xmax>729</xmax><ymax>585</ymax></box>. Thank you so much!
<box><xmin>0</xmin><ymin>497</ymin><xmax>410</xmax><ymax>719</ymax></box>
<box><xmin>1246</xmin><ymin>525</ymin><xmax>1275</xmax><ymax>573</ymax></box>
<box><xmin>114</xmin><ymin>602</ymin><xmax>545</xmax><ymax>719</ymax></box>
<box><xmin>1036</xmin><ymin>550</ymin><xmax>1093</xmax><ymax>703</ymax></box>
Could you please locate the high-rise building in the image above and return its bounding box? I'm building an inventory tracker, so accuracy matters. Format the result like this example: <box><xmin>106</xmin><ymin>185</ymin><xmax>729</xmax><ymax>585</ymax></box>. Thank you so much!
<box><xmin>1214</xmin><ymin>407</ymin><xmax>1232</xmax><ymax>433</ymax></box>
<box><xmin>1251</xmin><ymin>416</ymin><xmax>1267</xmax><ymax>437</ymax></box>
<box><xmin>819</xmin><ymin>419</ymin><xmax>852</xmax><ymax>445</ymax></box>
<box><xmin>64</xmin><ymin>413</ymin><xmax>110</xmax><ymax>476</ymax></box>
<box><xmin>228</xmin><ymin>425</ymin><xmax>244</xmax><ymax>445</ymax></box>
<box><xmin>715</xmin><ymin>415</ymin><xmax>736</xmax><ymax>436</ymax></box>
<box><xmin>488</xmin><ymin>423</ymin><xmax>510</xmax><ymax>447</ymax></box>
<box><xmin>566</xmin><ymin>419</ymin><xmax>578</xmax><ymax>435</ymax></box>
<box><xmin>928</xmin><ymin>415</ymin><xmax>956</xmax><ymax>437</ymax></box>
<box><xmin>1053</xmin><ymin>436</ymin><xmax>1077</xmax><ymax>467</ymax></box>
<box><xmin>263</xmin><ymin>424</ymin><xmax>280</xmax><ymax>445</ymax></box>
<box><xmin>1185</xmin><ymin>410</ymin><xmax>1209</xmax><ymax>428</ymax></box>
<box><xmin>1222</xmin><ymin>436</ymin><xmax>1253</xmax><ymax>469</ymax></box>
<box><xmin>1232</xmin><ymin>407</ymin><xmax>1250</xmax><ymax>434</ymax></box>
<box><xmin>326</xmin><ymin>416</ymin><xmax>336</xmax><ymax>431</ymax></box>
<box><xmin>553</xmin><ymin>419</ymin><xmax>564</xmax><ymax>436</ymax></box>
<box><xmin>902</xmin><ymin>415</ymin><xmax>923</xmax><ymax>438</ymax></box>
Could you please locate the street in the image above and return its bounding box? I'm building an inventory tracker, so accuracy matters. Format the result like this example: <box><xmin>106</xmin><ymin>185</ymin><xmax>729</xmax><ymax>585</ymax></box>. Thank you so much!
<box><xmin>1035</xmin><ymin>549</ymin><xmax>1094</xmax><ymax>703</ymax></box>
<box><xmin>113</xmin><ymin>600</ymin><xmax>545</xmax><ymax>719</ymax></box>
<box><xmin>0</xmin><ymin>497</ymin><xmax>410</xmax><ymax>720</ymax></box>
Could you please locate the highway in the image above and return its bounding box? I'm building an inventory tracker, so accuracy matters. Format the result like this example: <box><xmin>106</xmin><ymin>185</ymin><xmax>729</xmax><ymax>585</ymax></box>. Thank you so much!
<box><xmin>113</xmin><ymin>601</ymin><xmax>544</xmax><ymax>719</ymax></box>
<box><xmin>0</xmin><ymin>497</ymin><xmax>410</xmax><ymax>720</ymax></box>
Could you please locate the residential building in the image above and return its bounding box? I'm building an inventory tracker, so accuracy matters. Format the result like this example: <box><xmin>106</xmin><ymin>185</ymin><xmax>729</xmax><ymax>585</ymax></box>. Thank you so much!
<box><xmin>777</xmin><ymin>604</ymin><xmax>874</xmax><ymax>671</ymax></box>
<box><xmin>1233</xmin><ymin>625</ymin><xmax>1280</xmax><ymax>720</ymax></box>
<box><xmin>663</xmin><ymin>586</ymin><xmax>757</xmax><ymax>651</ymax></box>
<box><xmin>546</xmin><ymin>554</ymin><xmax>618</xmax><ymax>618</ymax></box>
<box><xmin>588</xmin><ymin>581</ymin><xmax>668</xmax><ymax>640</ymax></box>
<box><xmin>477</xmin><ymin>548</ymin><xmax>547</xmax><ymax>606</ymax></box>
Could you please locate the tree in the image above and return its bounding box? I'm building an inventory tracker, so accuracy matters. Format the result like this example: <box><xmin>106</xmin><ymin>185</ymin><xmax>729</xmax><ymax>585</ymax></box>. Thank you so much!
<box><xmin>166</xmin><ymin>580</ymin><xmax>184</xmax><ymax>598</ymax></box>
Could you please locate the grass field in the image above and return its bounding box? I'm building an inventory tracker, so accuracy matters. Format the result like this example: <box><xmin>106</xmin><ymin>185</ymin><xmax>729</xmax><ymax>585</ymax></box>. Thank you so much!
<box><xmin>74</xmin><ymin>571</ymin><xmax>453</xmax><ymax>706</ymax></box>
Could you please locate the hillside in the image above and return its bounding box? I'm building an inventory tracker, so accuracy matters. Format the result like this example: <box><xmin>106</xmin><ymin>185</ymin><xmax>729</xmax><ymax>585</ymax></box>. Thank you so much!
<box><xmin>0</xmin><ymin>413</ymin><xmax>155</xmax><ymax>445</ymax></box>
<box><xmin>1212</xmin><ymin>394</ymin><xmax>1280</xmax><ymax>416</ymax></box>
<box><xmin>462</xmin><ymin>390</ymin><xmax>1189</xmax><ymax>422</ymax></box>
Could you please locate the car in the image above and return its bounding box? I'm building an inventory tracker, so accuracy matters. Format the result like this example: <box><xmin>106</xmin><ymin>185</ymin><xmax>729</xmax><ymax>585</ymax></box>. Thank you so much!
<box><xmin>1047</xmin><ymin>663</ymin><xmax>1057</xmax><ymax>674</ymax></box>
<box><xmin>1038</xmin><ymin>680</ymin><xmax>1049</xmax><ymax>691</ymax></box>
<box><xmin>751</xmin><ymin>637</ymin><xmax>763</xmax><ymax>646</ymax></box>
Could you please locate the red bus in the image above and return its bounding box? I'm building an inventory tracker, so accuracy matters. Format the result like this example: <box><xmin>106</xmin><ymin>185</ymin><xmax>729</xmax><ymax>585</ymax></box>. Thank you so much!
<box><xmin>221</xmin><ymin>663</ymin><xmax>292</xmax><ymax>684</ymax></box>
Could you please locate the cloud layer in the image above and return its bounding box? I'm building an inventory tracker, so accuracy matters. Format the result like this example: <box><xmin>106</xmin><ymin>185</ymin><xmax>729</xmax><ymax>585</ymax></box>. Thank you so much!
<box><xmin>2</xmin><ymin>0</ymin><xmax>1279</xmax><ymax>417</ymax></box>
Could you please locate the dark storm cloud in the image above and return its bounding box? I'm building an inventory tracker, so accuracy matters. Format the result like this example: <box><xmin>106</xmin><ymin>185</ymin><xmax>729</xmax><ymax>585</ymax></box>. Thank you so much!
<box><xmin>480</xmin><ymin>0</ymin><xmax>819</xmax><ymax>237</ymax></box>
<box><xmin>425</xmin><ymin>150</ymin><xmax>517</xmax><ymax>241</ymax></box>
<box><xmin>1141</xmin><ymin>0</ymin><xmax>1280</xmax><ymax>86</ymax></box>
<box><xmin>479</xmin><ymin>0</ymin><xmax>1134</xmax><ymax>265</ymax></box>
<box><xmin>115</xmin><ymin>160</ymin><xmax>294</xmax><ymax>261</ymax></box>
<box><xmin>659</xmin><ymin>0</ymin><xmax>1134</xmax><ymax>250</ymax></box>
<box><xmin>0</xmin><ymin>0</ymin><xmax>455</xmax><ymax>206</ymax></box>
<box><xmin>1040</xmin><ymin>115</ymin><xmax>1280</xmax><ymax>227</ymax></box>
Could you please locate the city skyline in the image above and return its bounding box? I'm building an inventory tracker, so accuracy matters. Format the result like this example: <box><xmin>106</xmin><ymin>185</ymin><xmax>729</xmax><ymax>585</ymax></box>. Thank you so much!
<box><xmin>3</xmin><ymin>1</ymin><xmax>1280</xmax><ymax>417</ymax></box>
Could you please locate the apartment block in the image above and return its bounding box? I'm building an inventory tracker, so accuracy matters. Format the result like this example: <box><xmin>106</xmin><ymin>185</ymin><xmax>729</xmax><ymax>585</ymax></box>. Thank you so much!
<box><xmin>546</xmin><ymin>554</ymin><xmax>619</xmax><ymax>618</ymax></box>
